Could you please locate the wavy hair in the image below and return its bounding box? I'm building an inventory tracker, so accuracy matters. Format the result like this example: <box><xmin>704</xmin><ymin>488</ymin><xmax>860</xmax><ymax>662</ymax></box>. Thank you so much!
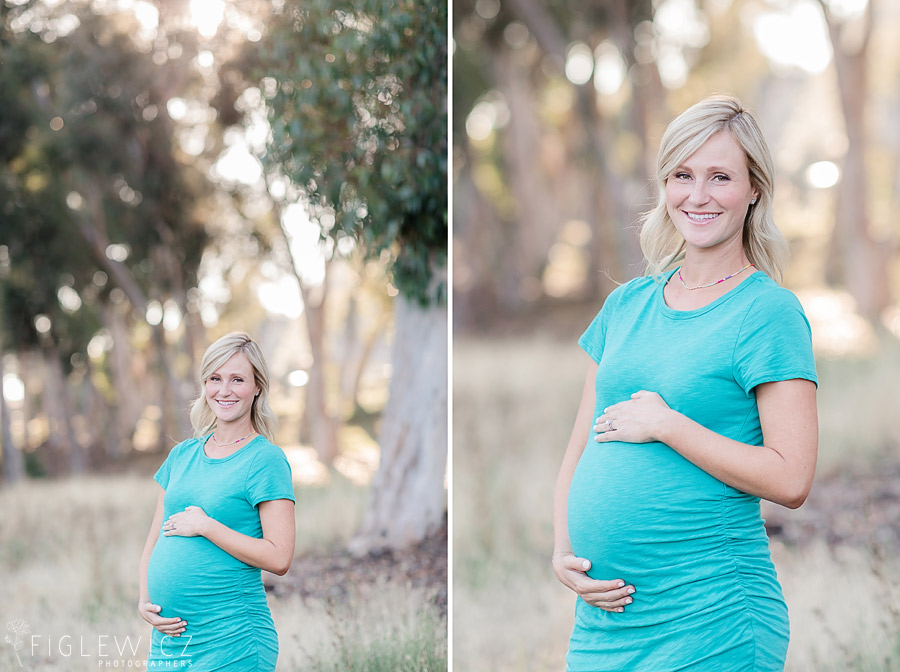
<box><xmin>639</xmin><ymin>95</ymin><xmax>789</xmax><ymax>282</ymax></box>
<box><xmin>189</xmin><ymin>332</ymin><xmax>278</xmax><ymax>442</ymax></box>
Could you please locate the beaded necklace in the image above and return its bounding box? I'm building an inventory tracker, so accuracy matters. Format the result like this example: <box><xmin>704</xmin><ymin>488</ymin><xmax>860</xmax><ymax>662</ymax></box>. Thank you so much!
<box><xmin>211</xmin><ymin>431</ymin><xmax>256</xmax><ymax>446</ymax></box>
<box><xmin>677</xmin><ymin>263</ymin><xmax>754</xmax><ymax>290</ymax></box>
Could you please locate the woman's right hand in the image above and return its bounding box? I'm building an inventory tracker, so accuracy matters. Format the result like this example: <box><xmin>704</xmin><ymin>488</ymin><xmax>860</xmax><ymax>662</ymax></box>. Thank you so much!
<box><xmin>138</xmin><ymin>601</ymin><xmax>187</xmax><ymax>636</ymax></box>
<box><xmin>552</xmin><ymin>553</ymin><xmax>636</xmax><ymax>612</ymax></box>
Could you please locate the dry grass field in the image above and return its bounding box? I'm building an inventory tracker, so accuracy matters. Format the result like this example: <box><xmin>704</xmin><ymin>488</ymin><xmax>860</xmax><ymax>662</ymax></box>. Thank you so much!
<box><xmin>453</xmin><ymin>335</ymin><xmax>900</xmax><ymax>672</ymax></box>
<box><xmin>0</xmin><ymin>472</ymin><xmax>446</xmax><ymax>671</ymax></box>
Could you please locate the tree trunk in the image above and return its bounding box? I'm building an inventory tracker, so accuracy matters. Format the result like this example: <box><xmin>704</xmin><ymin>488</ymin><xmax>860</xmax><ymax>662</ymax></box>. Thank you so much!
<box><xmin>349</xmin><ymin>286</ymin><xmax>448</xmax><ymax>554</ymax></box>
<box><xmin>819</xmin><ymin>0</ymin><xmax>891</xmax><ymax>318</ymax></box>
<box><xmin>0</xmin><ymin>349</ymin><xmax>24</xmax><ymax>484</ymax></box>
<box><xmin>340</xmin><ymin>299</ymin><xmax>389</xmax><ymax>418</ymax></box>
<box><xmin>42</xmin><ymin>347</ymin><xmax>86</xmax><ymax>474</ymax></box>
<box><xmin>299</xmin><ymin>280</ymin><xmax>340</xmax><ymax>465</ymax></box>
<box><xmin>505</xmin><ymin>0</ymin><xmax>640</xmax><ymax>294</ymax></box>
<box><xmin>494</xmin><ymin>47</ymin><xmax>558</xmax><ymax>308</ymax></box>
<box><xmin>103</xmin><ymin>302</ymin><xmax>142</xmax><ymax>455</ymax></box>
<box><xmin>266</xmin><ymin>186</ymin><xmax>342</xmax><ymax>464</ymax></box>
<box><xmin>154</xmin><ymin>325</ymin><xmax>191</xmax><ymax>442</ymax></box>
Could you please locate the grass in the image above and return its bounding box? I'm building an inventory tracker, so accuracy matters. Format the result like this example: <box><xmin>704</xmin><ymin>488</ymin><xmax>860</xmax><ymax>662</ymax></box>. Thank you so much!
<box><xmin>275</xmin><ymin>588</ymin><xmax>446</xmax><ymax>672</ymax></box>
<box><xmin>814</xmin><ymin>340</ymin><xmax>900</xmax><ymax>475</ymax></box>
<box><xmin>0</xmin><ymin>471</ymin><xmax>446</xmax><ymax>671</ymax></box>
<box><xmin>453</xmin><ymin>334</ymin><xmax>900</xmax><ymax>672</ymax></box>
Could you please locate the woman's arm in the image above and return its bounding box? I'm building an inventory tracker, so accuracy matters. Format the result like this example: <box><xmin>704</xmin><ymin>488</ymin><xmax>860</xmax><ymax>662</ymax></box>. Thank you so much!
<box><xmin>138</xmin><ymin>488</ymin><xmax>187</xmax><ymax>636</ymax></box>
<box><xmin>163</xmin><ymin>499</ymin><xmax>295</xmax><ymax>575</ymax></box>
<box><xmin>552</xmin><ymin>362</ymin><xmax>636</xmax><ymax>613</ymax></box>
<box><xmin>595</xmin><ymin>378</ymin><xmax>818</xmax><ymax>508</ymax></box>
<box><xmin>553</xmin><ymin>364</ymin><xmax>596</xmax><ymax>558</ymax></box>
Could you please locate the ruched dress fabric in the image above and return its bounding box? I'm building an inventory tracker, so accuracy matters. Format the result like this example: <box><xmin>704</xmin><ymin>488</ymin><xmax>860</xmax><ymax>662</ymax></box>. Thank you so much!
<box><xmin>566</xmin><ymin>270</ymin><xmax>817</xmax><ymax>672</ymax></box>
<box><xmin>146</xmin><ymin>435</ymin><xmax>295</xmax><ymax>671</ymax></box>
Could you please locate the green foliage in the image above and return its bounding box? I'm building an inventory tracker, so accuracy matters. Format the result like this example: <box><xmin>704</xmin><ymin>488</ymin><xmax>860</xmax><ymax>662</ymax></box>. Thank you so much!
<box><xmin>250</xmin><ymin>0</ymin><xmax>447</xmax><ymax>306</ymax></box>
<box><xmin>0</xmin><ymin>2</ymin><xmax>209</xmax><ymax>365</ymax></box>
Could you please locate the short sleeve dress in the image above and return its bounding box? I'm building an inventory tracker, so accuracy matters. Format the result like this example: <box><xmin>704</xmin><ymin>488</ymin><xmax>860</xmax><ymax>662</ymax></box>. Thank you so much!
<box><xmin>566</xmin><ymin>269</ymin><xmax>817</xmax><ymax>672</ymax></box>
<box><xmin>146</xmin><ymin>435</ymin><xmax>295</xmax><ymax>671</ymax></box>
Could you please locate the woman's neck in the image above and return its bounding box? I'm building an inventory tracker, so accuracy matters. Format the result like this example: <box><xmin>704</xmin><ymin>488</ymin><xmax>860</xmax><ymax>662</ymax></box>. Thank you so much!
<box><xmin>212</xmin><ymin>421</ymin><xmax>256</xmax><ymax>444</ymax></box>
<box><xmin>678</xmin><ymin>248</ymin><xmax>751</xmax><ymax>288</ymax></box>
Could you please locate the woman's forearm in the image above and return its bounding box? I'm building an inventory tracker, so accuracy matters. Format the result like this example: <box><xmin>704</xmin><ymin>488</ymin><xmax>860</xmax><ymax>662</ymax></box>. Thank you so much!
<box><xmin>138</xmin><ymin>540</ymin><xmax>154</xmax><ymax>601</ymax></box>
<box><xmin>553</xmin><ymin>453</ymin><xmax>579</xmax><ymax>555</ymax></box>
<box><xmin>655</xmin><ymin>380</ymin><xmax>818</xmax><ymax>508</ymax></box>
<box><xmin>199</xmin><ymin>518</ymin><xmax>291</xmax><ymax>575</ymax></box>
<box><xmin>163</xmin><ymin>500</ymin><xmax>295</xmax><ymax>574</ymax></box>
<box><xmin>657</xmin><ymin>413</ymin><xmax>806</xmax><ymax>506</ymax></box>
<box><xmin>554</xmin><ymin>364</ymin><xmax>598</xmax><ymax>554</ymax></box>
<box><xmin>597</xmin><ymin>380</ymin><xmax>818</xmax><ymax>509</ymax></box>
<box><xmin>139</xmin><ymin>490</ymin><xmax>165</xmax><ymax>602</ymax></box>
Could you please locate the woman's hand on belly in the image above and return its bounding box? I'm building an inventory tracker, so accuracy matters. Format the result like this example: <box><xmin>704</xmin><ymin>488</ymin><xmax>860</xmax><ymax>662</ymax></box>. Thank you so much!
<box><xmin>594</xmin><ymin>390</ymin><xmax>674</xmax><ymax>444</ymax></box>
<box><xmin>162</xmin><ymin>505</ymin><xmax>211</xmax><ymax>537</ymax></box>
<box><xmin>552</xmin><ymin>552</ymin><xmax>636</xmax><ymax>612</ymax></box>
<box><xmin>138</xmin><ymin>601</ymin><xmax>187</xmax><ymax>636</ymax></box>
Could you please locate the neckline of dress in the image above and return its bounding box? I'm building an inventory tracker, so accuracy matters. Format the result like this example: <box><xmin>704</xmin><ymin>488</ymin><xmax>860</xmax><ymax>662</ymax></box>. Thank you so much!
<box><xmin>657</xmin><ymin>267</ymin><xmax>761</xmax><ymax>319</ymax></box>
<box><xmin>200</xmin><ymin>433</ymin><xmax>263</xmax><ymax>462</ymax></box>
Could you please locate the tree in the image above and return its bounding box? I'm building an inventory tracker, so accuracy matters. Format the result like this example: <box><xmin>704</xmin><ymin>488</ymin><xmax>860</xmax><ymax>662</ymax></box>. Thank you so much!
<box><xmin>816</xmin><ymin>0</ymin><xmax>891</xmax><ymax>318</ymax></box>
<box><xmin>249</xmin><ymin>0</ymin><xmax>448</xmax><ymax>551</ymax></box>
<box><xmin>452</xmin><ymin>0</ymin><xmax>660</xmax><ymax>325</ymax></box>
<box><xmin>0</xmin><ymin>1</ymin><xmax>210</xmax><ymax>472</ymax></box>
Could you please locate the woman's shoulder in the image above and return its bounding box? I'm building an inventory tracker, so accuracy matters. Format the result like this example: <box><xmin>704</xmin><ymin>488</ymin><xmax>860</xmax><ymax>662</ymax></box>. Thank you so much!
<box><xmin>733</xmin><ymin>274</ymin><xmax>811</xmax><ymax>337</ymax></box>
<box><xmin>584</xmin><ymin>276</ymin><xmax>656</xmax><ymax>326</ymax></box>
<box><xmin>604</xmin><ymin>274</ymin><xmax>658</xmax><ymax>307</ymax></box>
<box><xmin>246</xmin><ymin>436</ymin><xmax>290</xmax><ymax>461</ymax></box>
<box><xmin>167</xmin><ymin>436</ymin><xmax>204</xmax><ymax>459</ymax></box>
<box><xmin>742</xmin><ymin>273</ymin><xmax>807</xmax><ymax>313</ymax></box>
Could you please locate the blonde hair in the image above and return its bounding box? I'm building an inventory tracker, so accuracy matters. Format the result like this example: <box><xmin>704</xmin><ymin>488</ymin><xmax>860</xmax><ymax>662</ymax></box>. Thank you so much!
<box><xmin>639</xmin><ymin>95</ymin><xmax>789</xmax><ymax>282</ymax></box>
<box><xmin>189</xmin><ymin>332</ymin><xmax>278</xmax><ymax>442</ymax></box>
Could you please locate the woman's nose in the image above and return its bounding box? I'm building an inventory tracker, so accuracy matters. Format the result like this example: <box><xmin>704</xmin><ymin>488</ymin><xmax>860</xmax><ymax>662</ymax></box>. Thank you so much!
<box><xmin>689</xmin><ymin>181</ymin><xmax>709</xmax><ymax>204</ymax></box>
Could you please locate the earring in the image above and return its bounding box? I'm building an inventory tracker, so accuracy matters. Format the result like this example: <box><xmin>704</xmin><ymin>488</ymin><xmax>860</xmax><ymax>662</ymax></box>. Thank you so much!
<box><xmin>750</xmin><ymin>198</ymin><xmax>757</xmax><ymax>205</ymax></box>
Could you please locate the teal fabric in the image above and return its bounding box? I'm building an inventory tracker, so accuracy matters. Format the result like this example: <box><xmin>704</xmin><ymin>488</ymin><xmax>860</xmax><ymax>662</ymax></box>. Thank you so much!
<box><xmin>567</xmin><ymin>270</ymin><xmax>817</xmax><ymax>672</ymax></box>
<box><xmin>146</xmin><ymin>435</ymin><xmax>295</xmax><ymax>671</ymax></box>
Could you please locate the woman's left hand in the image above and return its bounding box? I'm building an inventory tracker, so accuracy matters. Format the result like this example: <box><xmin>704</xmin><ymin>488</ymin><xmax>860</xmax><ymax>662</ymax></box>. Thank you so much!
<box><xmin>162</xmin><ymin>506</ymin><xmax>210</xmax><ymax>537</ymax></box>
<box><xmin>593</xmin><ymin>391</ymin><xmax>675</xmax><ymax>444</ymax></box>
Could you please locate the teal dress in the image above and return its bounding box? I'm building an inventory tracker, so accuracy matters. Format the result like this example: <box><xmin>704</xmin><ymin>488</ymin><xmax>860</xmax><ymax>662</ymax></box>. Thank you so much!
<box><xmin>567</xmin><ymin>270</ymin><xmax>817</xmax><ymax>671</ymax></box>
<box><xmin>146</xmin><ymin>435</ymin><xmax>295</xmax><ymax>671</ymax></box>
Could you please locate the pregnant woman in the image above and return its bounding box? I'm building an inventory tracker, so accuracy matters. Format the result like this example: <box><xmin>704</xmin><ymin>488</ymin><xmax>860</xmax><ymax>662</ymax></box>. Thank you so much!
<box><xmin>552</xmin><ymin>96</ymin><xmax>818</xmax><ymax>671</ymax></box>
<box><xmin>138</xmin><ymin>332</ymin><xmax>295</xmax><ymax>670</ymax></box>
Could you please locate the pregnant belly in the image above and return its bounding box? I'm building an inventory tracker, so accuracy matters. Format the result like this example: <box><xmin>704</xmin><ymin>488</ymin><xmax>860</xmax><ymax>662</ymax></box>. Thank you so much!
<box><xmin>568</xmin><ymin>441</ymin><xmax>730</xmax><ymax>584</ymax></box>
<box><xmin>147</xmin><ymin>536</ymin><xmax>262</xmax><ymax>621</ymax></box>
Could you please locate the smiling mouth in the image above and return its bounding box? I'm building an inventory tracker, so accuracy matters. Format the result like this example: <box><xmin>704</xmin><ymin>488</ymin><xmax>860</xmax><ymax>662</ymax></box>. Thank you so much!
<box><xmin>216</xmin><ymin>400</ymin><xmax>238</xmax><ymax>407</ymax></box>
<box><xmin>684</xmin><ymin>211</ymin><xmax>720</xmax><ymax>222</ymax></box>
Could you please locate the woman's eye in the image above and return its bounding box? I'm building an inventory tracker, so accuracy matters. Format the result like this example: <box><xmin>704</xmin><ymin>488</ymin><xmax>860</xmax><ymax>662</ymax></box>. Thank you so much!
<box><xmin>713</xmin><ymin>174</ymin><xmax>731</xmax><ymax>183</ymax></box>
<box><xmin>673</xmin><ymin>172</ymin><xmax>691</xmax><ymax>181</ymax></box>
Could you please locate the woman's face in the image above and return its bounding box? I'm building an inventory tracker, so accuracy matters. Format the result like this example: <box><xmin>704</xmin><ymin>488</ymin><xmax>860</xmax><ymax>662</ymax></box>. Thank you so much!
<box><xmin>204</xmin><ymin>352</ymin><xmax>259</xmax><ymax>426</ymax></box>
<box><xmin>665</xmin><ymin>130</ymin><xmax>759</xmax><ymax>255</ymax></box>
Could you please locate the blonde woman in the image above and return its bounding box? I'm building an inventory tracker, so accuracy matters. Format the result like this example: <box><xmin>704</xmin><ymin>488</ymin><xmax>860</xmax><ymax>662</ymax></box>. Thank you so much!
<box><xmin>138</xmin><ymin>332</ymin><xmax>295</xmax><ymax>671</ymax></box>
<box><xmin>553</xmin><ymin>96</ymin><xmax>818</xmax><ymax>670</ymax></box>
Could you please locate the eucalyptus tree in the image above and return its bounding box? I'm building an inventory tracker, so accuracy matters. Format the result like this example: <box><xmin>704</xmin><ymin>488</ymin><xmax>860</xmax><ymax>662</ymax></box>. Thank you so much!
<box><xmin>246</xmin><ymin>0</ymin><xmax>448</xmax><ymax>551</ymax></box>
<box><xmin>0</xmin><ymin>1</ymin><xmax>210</xmax><ymax>473</ymax></box>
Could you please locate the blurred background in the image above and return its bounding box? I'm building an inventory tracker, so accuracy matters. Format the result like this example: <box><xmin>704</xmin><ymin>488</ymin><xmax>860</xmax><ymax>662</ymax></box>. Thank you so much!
<box><xmin>0</xmin><ymin>0</ymin><xmax>447</xmax><ymax>669</ymax></box>
<box><xmin>453</xmin><ymin>0</ymin><xmax>900</xmax><ymax>670</ymax></box>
